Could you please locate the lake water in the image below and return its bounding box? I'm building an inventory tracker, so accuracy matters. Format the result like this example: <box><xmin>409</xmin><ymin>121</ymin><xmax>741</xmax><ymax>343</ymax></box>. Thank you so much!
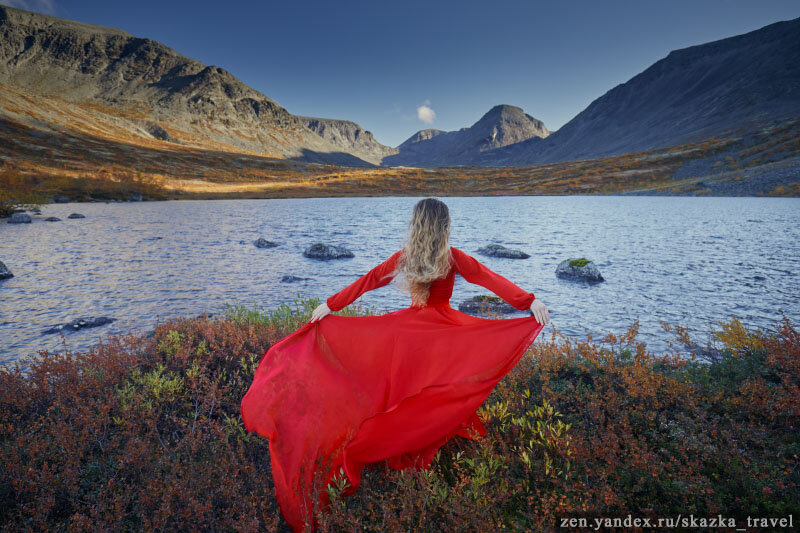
<box><xmin>1</xmin><ymin>196</ymin><xmax>798</xmax><ymax>365</ymax></box>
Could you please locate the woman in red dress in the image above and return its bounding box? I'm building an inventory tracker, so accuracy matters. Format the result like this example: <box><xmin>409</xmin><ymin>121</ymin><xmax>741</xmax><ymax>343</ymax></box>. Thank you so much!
<box><xmin>240</xmin><ymin>198</ymin><xmax>550</xmax><ymax>531</ymax></box>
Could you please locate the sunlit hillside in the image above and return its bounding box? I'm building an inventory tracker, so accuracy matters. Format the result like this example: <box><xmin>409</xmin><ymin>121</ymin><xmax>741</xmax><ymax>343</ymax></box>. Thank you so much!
<box><xmin>2</xmin><ymin>107</ymin><xmax>798</xmax><ymax>205</ymax></box>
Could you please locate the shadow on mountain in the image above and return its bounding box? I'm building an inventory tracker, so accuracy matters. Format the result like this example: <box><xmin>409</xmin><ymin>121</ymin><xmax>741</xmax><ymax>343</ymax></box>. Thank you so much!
<box><xmin>290</xmin><ymin>148</ymin><xmax>375</xmax><ymax>168</ymax></box>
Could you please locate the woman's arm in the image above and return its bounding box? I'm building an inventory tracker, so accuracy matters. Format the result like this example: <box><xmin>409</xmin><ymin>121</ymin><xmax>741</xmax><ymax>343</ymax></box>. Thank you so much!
<box><xmin>451</xmin><ymin>246</ymin><xmax>536</xmax><ymax>310</ymax></box>
<box><xmin>452</xmin><ymin>247</ymin><xmax>549</xmax><ymax>324</ymax></box>
<box><xmin>326</xmin><ymin>249</ymin><xmax>403</xmax><ymax>312</ymax></box>
<box><xmin>322</xmin><ymin>250</ymin><xmax>403</xmax><ymax>313</ymax></box>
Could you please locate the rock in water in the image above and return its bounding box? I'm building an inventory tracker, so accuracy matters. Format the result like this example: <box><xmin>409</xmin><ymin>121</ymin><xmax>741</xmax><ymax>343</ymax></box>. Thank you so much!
<box><xmin>458</xmin><ymin>295</ymin><xmax>517</xmax><ymax>315</ymax></box>
<box><xmin>281</xmin><ymin>275</ymin><xmax>311</xmax><ymax>283</ymax></box>
<box><xmin>476</xmin><ymin>243</ymin><xmax>530</xmax><ymax>259</ymax></box>
<box><xmin>53</xmin><ymin>195</ymin><xmax>70</xmax><ymax>203</ymax></box>
<box><xmin>254</xmin><ymin>238</ymin><xmax>278</xmax><ymax>249</ymax></box>
<box><xmin>43</xmin><ymin>317</ymin><xmax>116</xmax><ymax>334</ymax></box>
<box><xmin>67</xmin><ymin>213</ymin><xmax>86</xmax><ymax>219</ymax></box>
<box><xmin>44</xmin><ymin>217</ymin><xmax>61</xmax><ymax>222</ymax></box>
<box><xmin>8</xmin><ymin>212</ymin><xmax>32</xmax><ymax>223</ymax></box>
<box><xmin>555</xmin><ymin>258</ymin><xmax>604</xmax><ymax>282</ymax></box>
<box><xmin>302</xmin><ymin>243</ymin><xmax>354</xmax><ymax>260</ymax></box>
<box><xmin>0</xmin><ymin>260</ymin><xmax>13</xmax><ymax>280</ymax></box>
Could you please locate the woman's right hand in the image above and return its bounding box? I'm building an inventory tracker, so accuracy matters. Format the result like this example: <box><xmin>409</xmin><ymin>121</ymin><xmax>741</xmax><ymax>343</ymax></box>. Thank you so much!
<box><xmin>530</xmin><ymin>300</ymin><xmax>550</xmax><ymax>325</ymax></box>
<box><xmin>310</xmin><ymin>302</ymin><xmax>331</xmax><ymax>323</ymax></box>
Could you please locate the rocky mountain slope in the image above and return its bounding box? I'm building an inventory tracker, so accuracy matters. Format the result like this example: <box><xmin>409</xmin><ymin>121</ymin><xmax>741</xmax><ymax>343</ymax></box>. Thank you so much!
<box><xmin>482</xmin><ymin>16</ymin><xmax>800</xmax><ymax>166</ymax></box>
<box><xmin>297</xmin><ymin>117</ymin><xmax>398</xmax><ymax>164</ymax></box>
<box><xmin>383</xmin><ymin>105</ymin><xmax>549</xmax><ymax>166</ymax></box>
<box><xmin>0</xmin><ymin>5</ymin><xmax>392</xmax><ymax>165</ymax></box>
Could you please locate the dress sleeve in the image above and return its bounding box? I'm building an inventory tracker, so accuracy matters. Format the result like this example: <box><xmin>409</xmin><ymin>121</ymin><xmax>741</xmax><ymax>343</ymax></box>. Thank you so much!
<box><xmin>451</xmin><ymin>247</ymin><xmax>536</xmax><ymax>310</ymax></box>
<box><xmin>326</xmin><ymin>250</ymin><xmax>403</xmax><ymax>312</ymax></box>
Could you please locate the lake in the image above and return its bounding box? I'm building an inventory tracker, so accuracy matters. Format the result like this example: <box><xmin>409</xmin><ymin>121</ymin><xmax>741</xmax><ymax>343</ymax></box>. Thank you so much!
<box><xmin>1</xmin><ymin>196</ymin><xmax>798</xmax><ymax>365</ymax></box>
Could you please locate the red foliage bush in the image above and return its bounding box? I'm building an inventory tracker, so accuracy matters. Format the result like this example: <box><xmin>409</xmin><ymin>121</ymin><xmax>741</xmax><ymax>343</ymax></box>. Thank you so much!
<box><xmin>1</xmin><ymin>307</ymin><xmax>797</xmax><ymax>531</ymax></box>
<box><xmin>0</xmin><ymin>317</ymin><xmax>285</xmax><ymax>531</ymax></box>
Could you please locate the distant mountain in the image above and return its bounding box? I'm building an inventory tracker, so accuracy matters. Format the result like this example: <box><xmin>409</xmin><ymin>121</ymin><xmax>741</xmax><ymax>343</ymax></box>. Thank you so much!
<box><xmin>383</xmin><ymin>105</ymin><xmax>549</xmax><ymax>166</ymax></box>
<box><xmin>297</xmin><ymin>117</ymin><xmax>398</xmax><ymax>164</ymax></box>
<box><xmin>0</xmin><ymin>5</ymin><xmax>392</xmax><ymax>166</ymax></box>
<box><xmin>482</xmin><ymin>16</ymin><xmax>800</xmax><ymax>166</ymax></box>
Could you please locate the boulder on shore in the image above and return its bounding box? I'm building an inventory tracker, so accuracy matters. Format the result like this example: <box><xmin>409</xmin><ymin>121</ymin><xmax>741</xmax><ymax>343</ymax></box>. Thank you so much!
<box><xmin>458</xmin><ymin>295</ymin><xmax>517</xmax><ymax>315</ymax></box>
<box><xmin>53</xmin><ymin>195</ymin><xmax>70</xmax><ymax>203</ymax></box>
<box><xmin>303</xmin><ymin>243</ymin><xmax>354</xmax><ymax>260</ymax></box>
<box><xmin>43</xmin><ymin>317</ymin><xmax>116</xmax><ymax>334</ymax></box>
<box><xmin>477</xmin><ymin>243</ymin><xmax>530</xmax><ymax>259</ymax></box>
<box><xmin>0</xmin><ymin>260</ymin><xmax>13</xmax><ymax>280</ymax></box>
<box><xmin>8</xmin><ymin>212</ymin><xmax>32</xmax><ymax>224</ymax></box>
<box><xmin>68</xmin><ymin>213</ymin><xmax>86</xmax><ymax>219</ymax></box>
<box><xmin>555</xmin><ymin>258</ymin><xmax>604</xmax><ymax>282</ymax></box>
<box><xmin>254</xmin><ymin>238</ymin><xmax>278</xmax><ymax>249</ymax></box>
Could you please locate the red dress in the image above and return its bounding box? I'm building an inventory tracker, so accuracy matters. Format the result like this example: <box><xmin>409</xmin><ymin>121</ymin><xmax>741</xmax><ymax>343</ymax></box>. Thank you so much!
<box><xmin>240</xmin><ymin>246</ymin><xmax>544</xmax><ymax>531</ymax></box>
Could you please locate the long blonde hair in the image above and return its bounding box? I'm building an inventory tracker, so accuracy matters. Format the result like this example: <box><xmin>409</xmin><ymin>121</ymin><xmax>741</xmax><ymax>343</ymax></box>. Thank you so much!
<box><xmin>393</xmin><ymin>198</ymin><xmax>453</xmax><ymax>306</ymax></box>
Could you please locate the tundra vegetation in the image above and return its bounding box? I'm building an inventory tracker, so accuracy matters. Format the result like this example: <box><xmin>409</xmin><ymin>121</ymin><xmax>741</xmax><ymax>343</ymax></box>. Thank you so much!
<box><xmin>568</xmin><ymin>258</ymin><xmax>590</xmax><ymax>268</ymax></box>
<box><xmin>1</xmin><ymin>297</ymin><xmax>797</xmax><ymax>531</ymax></box>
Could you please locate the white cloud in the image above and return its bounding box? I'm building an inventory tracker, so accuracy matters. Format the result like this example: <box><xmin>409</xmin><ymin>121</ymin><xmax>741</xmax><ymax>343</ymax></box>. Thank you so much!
<box><xmin>416</xmin><ymin>99</ymin><xmax>436</xmax><ymax>125</ymax></box>
<box><xmin>0</xmin><ymin>0</ymin><xmax>58</xmax><ymax>15</ymax></box>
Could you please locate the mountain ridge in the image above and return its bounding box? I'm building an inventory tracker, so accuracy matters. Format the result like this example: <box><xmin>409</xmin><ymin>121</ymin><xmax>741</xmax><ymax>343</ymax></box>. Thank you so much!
<box><xmin>383</xmin><ymin>104</ymin><xmax>549</xmax><ymax>166</ymax></box>
<box><xmin>296</xmin><ymin>116</ymin><xmax>398</xmax><ymax>164</ymax></box>
<box><xmin>0</xmin><ymin>5</ymin><xmax>798</xmax><ymax>171</ymax></box>
<box><xmin>0</xmin><ymin>5</ymin><xmax>391</xmax><ymax>165</ymax></box>
<box><xmin>480</xmin><ymin>16</ymin><xmax>800</xmax><ymax>166</ymax></box>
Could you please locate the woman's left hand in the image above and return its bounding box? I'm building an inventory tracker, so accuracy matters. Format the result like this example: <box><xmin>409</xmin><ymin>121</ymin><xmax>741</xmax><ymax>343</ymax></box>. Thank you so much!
<box><xmin>310</xmin><ymin>302</ymin><xmax>332</xmax><ymax>323</ymax></box>
<box><xmin>530</xmin><ymin>300</ymin><xmax>550</xmax><ymax>325</ymax></box>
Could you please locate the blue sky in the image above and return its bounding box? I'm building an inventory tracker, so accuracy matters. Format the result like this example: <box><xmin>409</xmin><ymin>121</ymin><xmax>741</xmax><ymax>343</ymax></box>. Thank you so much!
<box><xmin>4</xmin><ymin>0</ymin><xmax>799</xmax><ymax>146</ymax></box>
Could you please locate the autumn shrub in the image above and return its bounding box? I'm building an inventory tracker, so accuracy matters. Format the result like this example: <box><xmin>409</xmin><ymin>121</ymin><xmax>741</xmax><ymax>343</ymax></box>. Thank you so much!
<box><xmin>319</xmin><ymin>317</ymin><xmax>799</xmax><ymax>530</ymax></box>
<box><xmin>0</xmin><ymin>170</ymin><xmax>49</xmax><ymax>217</ymax></box>
<box><xmin>0</xmin><ymin>167</ymin><xmax>168</xmax><ymax>208</ymax></box>
<box><xmin>1</xmin><ymin>302</ymin><xmax>797</xmax><ymax>531</ymax></box>
<box><xmin>0</xmin><ymin>299</ymin><xmax>318</xmax><ymax>531</ymax></box>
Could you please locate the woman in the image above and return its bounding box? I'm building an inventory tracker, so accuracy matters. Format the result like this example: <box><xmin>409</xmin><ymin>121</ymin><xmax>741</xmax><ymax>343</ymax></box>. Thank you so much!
<box><xmin>240</xmin><ymin>198</ymin><xmax>549</xmax><ymax>531</ymax></box>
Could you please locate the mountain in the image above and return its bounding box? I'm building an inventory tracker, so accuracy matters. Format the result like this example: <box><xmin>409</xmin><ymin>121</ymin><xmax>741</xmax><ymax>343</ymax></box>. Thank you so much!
<box><xmin>382</xmin><ymin>105</ymin><xmax>549</xmax><ymax>166</ymax></box>
<box><xmin>297</xmin><ymin>117</ymin><xmax>398</xmax><ymax>164</ymax></box>
<box><xmin>1</xmin><ymin>5</ymin><xmax>798</xmax><ymax>172</ymax></box>
<box><xmin>0</xmin><ymin>5</ymin><xmax>393</xmax><ymax>166</ymax></box>
<box><xmin>484</xmin><ymin>16</ymin><xmax>800</xmax><ymax>166</ymax></box>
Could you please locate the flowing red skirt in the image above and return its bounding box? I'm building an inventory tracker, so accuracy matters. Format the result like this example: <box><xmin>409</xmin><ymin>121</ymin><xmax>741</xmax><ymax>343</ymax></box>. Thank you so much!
<box><xmin>240</xmin><ymin>303</ymin><xmax>544</xmax><ymax>531</ymax></box>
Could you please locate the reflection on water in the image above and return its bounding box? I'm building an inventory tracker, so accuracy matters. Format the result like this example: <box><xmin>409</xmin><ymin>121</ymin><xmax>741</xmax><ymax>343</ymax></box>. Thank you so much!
<box><xmin>1</xmin><ymin>196</ymin><xmax>798</xmax><ymax>364</ymax></box>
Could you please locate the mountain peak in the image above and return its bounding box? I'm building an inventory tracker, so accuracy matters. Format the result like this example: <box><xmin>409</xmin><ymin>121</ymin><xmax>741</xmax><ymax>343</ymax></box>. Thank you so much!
<box><xmin>398</xmin><ymin>129</ymin><xmax>446</xmax><ymax>148</ymax></box>
<box><xmin>386</xmin><ymin>105</ymin><xmax>548</xmax><ymax>166</ymax></box>
<box><xmin>470</xmin><ymin>104</ymin><xmax>549</xmax><ymax>150</ymax></box>
<box><xmin>484</xmin><ymin>104</ymin><xmax>524</xmax><ymax>116</ymax></box>
<box><xmin>477</xmin><ymin>104</ymin><xmax>542</xmax><ymax>124</ymax></box>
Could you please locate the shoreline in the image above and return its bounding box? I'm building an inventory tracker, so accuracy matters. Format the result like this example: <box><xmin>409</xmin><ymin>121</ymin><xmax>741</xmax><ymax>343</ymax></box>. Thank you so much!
<box><xmin>0</xmin><ymin>301</ymin><xmax>762</xmax><ymax>370</ymax></box>
<box><xmin>4</xmin><ymin>190</ymin><xmax>800</xmax><ymax>214</ymax></box>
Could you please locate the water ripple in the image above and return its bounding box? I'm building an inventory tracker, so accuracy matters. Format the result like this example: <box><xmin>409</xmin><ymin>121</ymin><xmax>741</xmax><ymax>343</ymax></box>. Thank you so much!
<box><xmin>1</xmin><ymin>196</ymin><xmax>799</xmax><ymax>363</ymax></box>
